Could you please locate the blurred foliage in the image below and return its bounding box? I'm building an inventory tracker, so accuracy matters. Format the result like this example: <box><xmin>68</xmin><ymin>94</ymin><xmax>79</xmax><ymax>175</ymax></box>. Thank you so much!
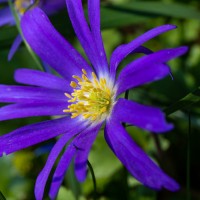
<box><xmin>1</xmin><ymin>0</ymin><xmax>200</xmax><ymax>200</ymax></box>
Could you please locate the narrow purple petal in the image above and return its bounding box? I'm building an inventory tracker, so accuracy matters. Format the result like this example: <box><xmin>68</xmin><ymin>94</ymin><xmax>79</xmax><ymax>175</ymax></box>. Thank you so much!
<box><xmin>35</xmin><ymin>124</ymin><xmax>87</xmax><ymax>200</ymax></box>
<box><xmin>110</xmin><ymin>24</ymin><xmax>177</xmax><ymax>79</ymax></box>
<box><xmin>116</xmin><ymin>47</ymin><xmax>188</xmax><ymax>95</ymax></box>
<box><xmin>66</xmin><ymin>0</ymin><xmax>108</xmax><ymax>75</ymax></box>
<box><xmin>112</xmin><ymin>98</ymin><xmax>173</xmax><ymax>133</ymax></box>
<box><xmin>49</xmin><ymin>144</ymin><xmax>76</xmax><ymax>199</ymax></box>
<box><xmin>0</xmin><ymin>102</ymin><xmax>68</xmax><ymax>121</ymax></box>
<box><xmin>74</xmin><ymin>123</ymin><xmax>102</xmax><ymax>182</ymax></box>
<box><xmin>132</xmin><ymin>46</ymin><xmax>153</xmax><ymax>55</ymax></box>
<box><xmin>8</xmin><ymin>35</ymin><xmax>22</xmax><ymax>60</ymax></box>
<box><xmin>21</xmin><ymin>8</ymin><xmax>91</xmax><ymax>79</ymax></box>
<box><xmin>88</xmin><ymin>0</ymin><xmax>108</xmax><ymax>70</ymax></box>
<box><xmin>0</xmin><ymin>85</ymin><xmax>66</xmax><ymax>103</ymax></box>
<box><xmin>105</xmin><ymin>119</ymin><xmax>179</xmax><ymax>191</ymax></box>
<box><xmin>15</xmin><ymin>68</ymin><xmax>71</xmax><ymax>92</ymax></box>
<box><xmin>0</xmin><ymin>7</ymin><xmax>15</xmax><ymax>26</ymax></box>
<box><xmin>48</xmin><ymin>123</ymin><xmax>101</xmax><ymax>199</ymax></box>
<box><xmin>41</xmin><ymin>0</ymin><xmax>66</xmax><ymax>15</ymax></box>
<box><xmin>0</xmin><ymin>117</ymin><xmax>81</xmax><ymax>156</ymax></box>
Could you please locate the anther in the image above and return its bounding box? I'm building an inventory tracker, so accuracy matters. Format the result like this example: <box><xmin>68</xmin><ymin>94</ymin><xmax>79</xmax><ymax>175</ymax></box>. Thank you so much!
<box><xmin>82</xmin><ymin>69</ymin><xmax>87</xmax><ymax>75</ymax></box>
<box><xmin>64</xmin><ymin>93</ymin><xmax>72</xmax><ymax>99</ymax></box>
<box><xmin>70</xmin><ymin>81</ymin><xmax>78</xmax><ymax>88</ymax></box>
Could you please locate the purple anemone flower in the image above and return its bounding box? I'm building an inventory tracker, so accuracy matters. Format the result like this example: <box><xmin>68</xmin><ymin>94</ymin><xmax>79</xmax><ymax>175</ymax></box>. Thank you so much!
<box><xmin>0</xmin><ymin>0</ymin><xmax>65</xmax><ymax>60</ymax></box>
<box><xmin>0</xmin><ymin>0</ymin><xmax>188</xmax><ymax>199</ymax></box>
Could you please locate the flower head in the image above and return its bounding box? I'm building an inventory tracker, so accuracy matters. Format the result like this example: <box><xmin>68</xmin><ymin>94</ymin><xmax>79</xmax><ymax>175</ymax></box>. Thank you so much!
<box><xmin>0</xmin><ymin>0</ymin><xmax>66</xmax><ymax>60</ymax></box>
<box><xmin>0</xmin><ymin>0</ymin><xmax>188</xmax><ymax>199</ymax></box>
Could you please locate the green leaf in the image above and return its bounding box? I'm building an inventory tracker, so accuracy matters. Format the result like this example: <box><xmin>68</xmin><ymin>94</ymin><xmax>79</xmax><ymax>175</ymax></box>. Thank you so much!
<box><xmin>165</xmin><ymin>87</ymin><xmax>200</xmax><ymax>115</ymax></box>
<box><xmin>101</xmin><ymin>1</ymin><xmax>200</xmax><ymax>29</ymax></box>
<box><xmin>57</xmin><ymin>187</ymin><xmax>76</xmax><ymax>200</ymax></box>
<box><xmin>100</xmin><ymin>6</ymin><xmax>150</xmax><ymax>29</ymax></box>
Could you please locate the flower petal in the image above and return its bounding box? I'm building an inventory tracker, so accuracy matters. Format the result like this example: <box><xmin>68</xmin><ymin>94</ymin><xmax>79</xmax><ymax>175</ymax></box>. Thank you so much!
<box><xmin>48</xmin><ymin>123</ymin><xmax>101</xmax><ymax>199</ymax></box>
<box><xmin>110</xmin><ymin>24</ymin><xmax>177</xmax><ymax>79</ymax></box>
<box><xmin>15</xmin><ymin>68</ymin><xmax>71</xmax><ymax>92</ymax></box>
<box><xmin>0</xmin><ymin>102</ymin><xmax>68</xmax><ymax>121</ymax></box>
<box><xmin>66</xmin><ymin>0</ymin><xmax>108</xmax><ymax>75</ymax></box>
<box><xmin>131</xmin><ymin>46</ymin><xmax>153</xmax><ymax>55</ymax></box>
<box><xmin>0</xmin><ymin>85</ymin><xmax>66</xmax><ymax>103</ymax></box>
<box><xmin>35</xmin><ymin>124</ymin><xmax>87</xmax><ymax>200</ymax></box>
<box><xmin>105</xmin><ymin>118</ymin><xmax>179</xmax><ymax>191</ymax></box>
<box><xmin>49</xmin><ymin>143</ymin><xmax>76</xmax><ymax>199</ymax></box>
<box><xmin>0</xmin><ymin>117</ymin><xmax>81</xmax><ymax>156</ymax></box>
<box><xmin>0</xmin><ymin>7</ymin><xmax>14</xmax><ymax>26</ymax></box>
<box><xmin>8</xmin><ymin>35</ymin><xmax>22</xmax><ymax>60</ymax></box>
<box><xmin>74</xmin><ymin>123</ymin><xmax>102</xmax><ymax>182</ymax></box>
<box><xmin>41</xmin><ymin>0</ymin><xmax>66</xmax><ymax>15</ymax></box>
<box><xmin>112</xmin><ymin>98</ymin><xmax>173</xmax><ymax>133</ymax></box>
<box><xmin>21</xmin><ymin>8</ymin><xmax>91</xmax><ymax>79</ymax></box>
<box><xmin>88</xmin><ymin>0</ymin><xmax>108</xmax><ymax>71</ymax></box>
<box><xmin>116</xmin><ymin>47</ymin><xmax>188</xmax><ymax>95</ymax></box>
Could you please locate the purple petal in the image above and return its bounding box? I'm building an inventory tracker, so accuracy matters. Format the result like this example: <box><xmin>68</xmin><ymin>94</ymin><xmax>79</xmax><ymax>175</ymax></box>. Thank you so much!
<box><xmin>21</xmin><ymin>8</ymin><xmax>91</xmax><ymax>79</ymax></box>
<box><xmin>0</xmin><ymin>102</ymin><xmax>68</xmax><ymax>121</ymax></box>
<box><xmin>105</xmin><ymin>119</ymin><xmax>179</xmax><ymax>191</ymax></box>
<box><xmin>0</xmin><ymin>117</ymin><xmax>81</xmax><ymax>156</ymax></box>
<box><xmin>116</xmin><ymin>47</ymin><xmax>188</xmax><ymax>95</ymax></box>
<box><xmin>88</xmin><ymin>0</ymin><xmax>108</xmax><ymax>71</ymax></box>
<box><xmin>0</xmin><ymin>7</ymin><xmax>15</xmax><ymax>26</ymax></box>
<box><xmin>74</xmin><ymin>123</ymin><xmax>102</xmax><ymax>182</ymax></box>
<box><xmin>8</xmin><ymin>35</ymin><xmax>22</xmax><ymax>60</ymax></box>
<box><xmin>66</xmin><ymin>0</ymin><xmax>108</xmax><ymax>75</ymax></box>
<box><xmin>35</xmin><ymin>123</ymin><xmax>87</xmax><ymax>200</ymax></box>
<box><xmin>112</xmin><ymin>98</ymin><xmax>173</xmax><ymax>133</ymax></box>
<box><xmin>110</xmin><ymin>24</ymin><xmax>177</xmax><ymax>79</ymax></box>
<box><xmin>41</xmin><ymin>0</ymin><xmax>66</xmax><ymax>15</ymax></box>
<box><xmin>15</xmin><ymin>68</ymin><xmax>71</xmax><ymax>92</ymax></box>
<box><xmin>48</xmin><ymin>123</ymin><xmax>101</xmax><ymax>198</ymax></box>
<box><xmin>0</xmin><ymin>85</ymin><xmax>66</xmax><ymax>103</ymax></box>
<box><xmin>132</xmin><ymin>46</ymin><xmax>153</xmax><ymax>55</ymax></box>
<box><xmin>49</xmin><ymin>143</ymin><xmax>76</xmax><ymax>199</ymax></box>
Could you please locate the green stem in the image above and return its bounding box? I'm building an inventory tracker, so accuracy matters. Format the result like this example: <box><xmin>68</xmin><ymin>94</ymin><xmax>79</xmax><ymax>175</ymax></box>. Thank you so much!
<box><xmin>0</xmin><ymin>191</ymin><xmax>6</xmax><ymax>200</ymax></box>
<box><xmin>87</xmin><ymin>160</ymin><xmax>97</xmax><ymax>200</ymax></box>
<box><xmin>8</xmin><ymin>0</ymin><xmax>44</xmax><ymax>71</ymax></box>
<box><xmin>152</xmin><ymin>134</ymin><xmax>162</xmax><ymax>160</ymax></box>
<box><xmin>66</xmin><ymin>163</ymin><xmax>81</xmax><ymax>200</ymax></box>
<box><xmin>121</xmin><ymin>90</ymin><xmax>129</xmax><ymax>200</ymax></box>
<box><xmin>187</xmin><ymin>112</ymin><xmax>191</xmax><ymax>200</ymax></box>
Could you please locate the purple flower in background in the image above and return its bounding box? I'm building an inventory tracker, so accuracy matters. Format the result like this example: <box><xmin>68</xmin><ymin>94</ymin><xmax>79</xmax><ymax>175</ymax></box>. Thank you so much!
<box><xmin>0</xmin><ymin>0</ymin><xmax>188</xmax><ymax>199</ymax></box>
<box><xmin>0</xmin><ymin>0</ymin><xmax>65</xmax><ymax>60</ymax></box>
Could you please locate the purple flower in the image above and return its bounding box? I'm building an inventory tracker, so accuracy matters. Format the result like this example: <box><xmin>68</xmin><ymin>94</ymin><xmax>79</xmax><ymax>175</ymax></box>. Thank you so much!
<box><xmin>0</xmin><ymin>0</ymin><xmax>65</xmax><ymax>60</ymax></box>
<box><xmin>0</xmin><ymin>0</ymin><xmax>188</xmax><ymax>199</ymax></box>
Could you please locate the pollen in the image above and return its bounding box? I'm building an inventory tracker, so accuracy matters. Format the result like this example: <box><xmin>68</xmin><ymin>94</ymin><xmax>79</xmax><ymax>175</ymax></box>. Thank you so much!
<box><xmin>63</xmin><ymin>69</ymin><xmax>114</xmax><ymax>122</ymax></box>
<box><xmin>14</xmin><ymin>0</ymin><xmax>39</xmax><ymax>14</ymax></box>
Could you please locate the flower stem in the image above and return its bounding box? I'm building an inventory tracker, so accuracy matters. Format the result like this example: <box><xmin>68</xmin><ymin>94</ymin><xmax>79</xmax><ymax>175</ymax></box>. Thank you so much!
<box><xmin>187</xmin><ymin>112</ymin><xmax>191</xmax><ymax>200</ymax></box>
<box><xmin>66</xmin><ymin>163</ymin><xmax>81</xmax><ymax>200</ymax></box>
<box><xmin>152</xmin><ymin>134</ymin><xmax>162</xmax><ymax>160</ymax></box>
<box><xmin>8</xmin><ymin>0</ymin><xmax>44</xmax><ymax>71</ymax></box>
<box><xmin>121</xmin><ymin>90</ymin><xmax>129</xmax><ymax>200</ymax></box>
<box><xmin>0</xmin><ymin>191</ymin><xmax>6</xmax><ymax>200</ymax></box>
<box><xmin>87</xmin><ymin>160</ymin><xmax>97</xmax><ymax>200</ymax></box>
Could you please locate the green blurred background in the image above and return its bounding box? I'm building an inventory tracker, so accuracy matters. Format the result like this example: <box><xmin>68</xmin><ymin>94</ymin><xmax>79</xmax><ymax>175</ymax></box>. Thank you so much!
<box><xmin>0</xmin><ymin>0</ymin><xmax>200</xmax><ymax>199</ymax></box>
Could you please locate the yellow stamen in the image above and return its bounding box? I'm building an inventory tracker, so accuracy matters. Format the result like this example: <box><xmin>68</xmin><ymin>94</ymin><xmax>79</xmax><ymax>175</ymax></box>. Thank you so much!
<box><xmin>70</xmin><ymin>81</ymin><xmax>78</xmax><ymax>88</ymax></box>
<box><xmin>64</xmin><ymin>93</ymin><xmax>72</xmax><ymax>99</ymax></box>
<box><xmin>63</xmin><ymin>69</ymin><xmax>113</xmax><ymax>121</ymax></box>
<box><xmin>14</xmin><ymin>0</ymin><xmax>39</xmax><ymax>14</ymax></box>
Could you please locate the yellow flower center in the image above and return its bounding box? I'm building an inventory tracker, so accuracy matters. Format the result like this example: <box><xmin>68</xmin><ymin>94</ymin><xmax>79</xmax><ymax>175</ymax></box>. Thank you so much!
<box><xmin>63</xmin><ymin>69</ymin><xmax>114</xmax><ymax>122</ymax></box>
<box><xmin>14</xmin><ymin>0</ymin><xmax>39</xmax><ymax>14</ymax></box>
